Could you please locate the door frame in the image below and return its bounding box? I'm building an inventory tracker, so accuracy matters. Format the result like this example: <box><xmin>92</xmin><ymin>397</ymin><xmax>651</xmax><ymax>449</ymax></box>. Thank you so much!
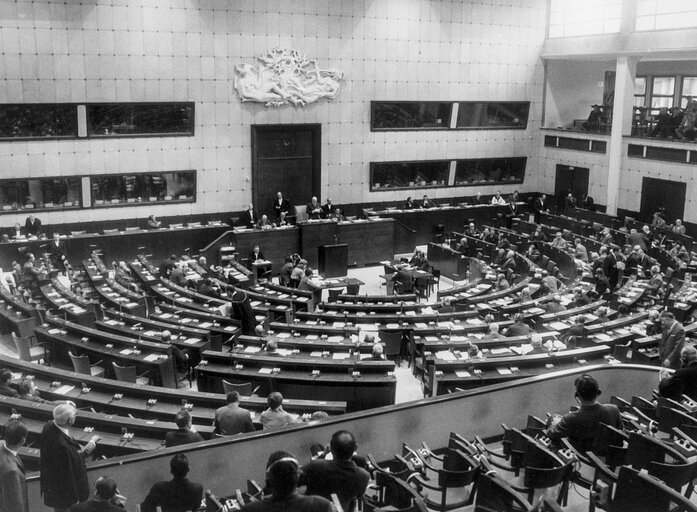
<box><xmin>251</xmin><ymin>123</ymin><xmax>322</xmax><ymax>211</ymax></box>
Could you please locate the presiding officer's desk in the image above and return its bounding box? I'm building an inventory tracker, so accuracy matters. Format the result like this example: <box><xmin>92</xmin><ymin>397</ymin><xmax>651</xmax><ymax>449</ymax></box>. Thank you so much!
<box><xmin>196</xmin><ymin>350</ymin><xmax>397</xmax><ymax>411</ymax></box>
<box><xmin>365</xmin><ymin>203</ymin><xmax>513</xmax><ymax>252</ymax></box>
<box><xmin>0</xmin><ymin>353</ymin><xmax>346</xmax><ymax>424</ymax></box>
<box><xmin>0</xmin><ymin>223</ymin><xmax>231</xmax><ymax>270</ymax></box>
<box><xmin>36</xmin><ymin>318</ymin><xmax>177</xmax><ymax>388</ymax></box>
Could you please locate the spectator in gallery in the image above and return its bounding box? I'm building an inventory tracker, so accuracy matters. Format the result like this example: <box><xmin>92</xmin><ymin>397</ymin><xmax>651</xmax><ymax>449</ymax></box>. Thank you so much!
<box><xmin>491</xmin><ymin>191</ymin><xmax>506</xmax><ymax>205</ymax></box>
<box><xmin>404</xmin><ymin>196</ymin><xmax>416</xmax><ymax>209</ymax></box>
<box><xmin>582</xmin><ymin>104</ymin><xmax>602</xmax><ymax>132</ymax></box>
<box><xmin>650</xmin><ymin>107</ymin><xmax>673</xmax><ymax>138</ymax></box>
<box><xmin>581</xmin><ymin>194</ymin><xmax>595</xmax><ymax>211</ymax></box>
<box><xmin>147</xmin><ymin>214</ymin><xmax>162</xmax><ymax>229</ymax></box>
<box><xmin>676</xmin><ymin>96</ymin><xmax>697</xmax><ymax>140</ymax></box>
<box><xmin>421</xmin><ymin>195</ymin><xmax>436</xmax><ymax>208</ymax></box>
<box><xmin>471</xmin><ymin>192</ymin><xmax>486</xmax><ymax>205</ymax></box>
<box><xmin>140</xmin><ymin>454</ymin><xmax>203</xmax><ymax>512</ymax></box>
<box><xmin>272</xmin><ymin>191</ymin><xmax>291</xmax><ymax>219</ymax></box>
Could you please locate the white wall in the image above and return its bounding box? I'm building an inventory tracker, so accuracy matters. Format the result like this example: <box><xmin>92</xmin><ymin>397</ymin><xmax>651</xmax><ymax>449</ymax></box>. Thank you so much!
<box><xmin>0</xmin><ymin>0</ymin><xmax>548</xmax><ymax>225</ymax></box>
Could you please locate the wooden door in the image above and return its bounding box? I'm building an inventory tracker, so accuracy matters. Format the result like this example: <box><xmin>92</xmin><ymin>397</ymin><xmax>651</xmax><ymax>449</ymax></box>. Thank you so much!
<box><xmin>554</xmin><ymin>164</ymin><xmax>589</xmax><ymax>211</ymax></box>
<box><xmin>640</xmin><ymin>177</ymin><xmax>685</xmax><ymax>224</ymax></box>
<box><xmin>252</xmin><ymin>124</ymin><xmax>321</xmax><ymax>218</ymax></box>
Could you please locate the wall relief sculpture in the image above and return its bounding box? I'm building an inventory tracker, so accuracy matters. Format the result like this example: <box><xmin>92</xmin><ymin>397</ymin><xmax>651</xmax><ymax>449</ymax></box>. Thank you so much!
<box><xmin>234</xmin><ymin>47</ymin><xmax>344</xmax><ymax>107</ymax></box>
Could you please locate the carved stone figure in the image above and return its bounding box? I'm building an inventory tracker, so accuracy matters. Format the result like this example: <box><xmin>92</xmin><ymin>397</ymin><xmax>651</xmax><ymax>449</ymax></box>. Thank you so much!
<box><xmin>234</xmin><ymin>47</ymin><xmax>344</xmax><ymax>107</ymax></box>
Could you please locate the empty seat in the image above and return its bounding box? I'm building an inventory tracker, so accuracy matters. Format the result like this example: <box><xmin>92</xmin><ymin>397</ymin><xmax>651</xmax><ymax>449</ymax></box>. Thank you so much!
<box><xmin>222</xmin><ymin>379</ymin><xmax>260</xmax><ymax>396</ymax></box>
<box><xmin>69</xmin><ymin>351</ymin><xmax>106</xmax><ymax>378</ymax></box>
<box><xmin>112</xmin><ymin>361</ymin><xmax>149</xmax><ymax>385</ymax></box>
<box><xmin>12</xmin><ymin>332</ymin><xmax>47</xmax><ymax>364</ymax></box>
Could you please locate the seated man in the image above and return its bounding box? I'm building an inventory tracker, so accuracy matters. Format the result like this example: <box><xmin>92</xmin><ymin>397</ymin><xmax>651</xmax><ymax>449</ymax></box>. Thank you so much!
<box><xmin>147</xmin><ymin>214</ymin><xmax>162</xmax><ymax>229</ymax></box>
<box><xmin>248</xmin><ymin>245</ymin><xmax>265</xmax><ymax>264</ymax></box>
<box><xmin>140</xmin><ymin>454</ymin><xmax>203</xmax><ymax>512</ymax></box>
<box><xmin>545</xmin><ymin>374</ymin><xmax>622</xmax><ymax>454</ymax></box>
<box><xmin>300</xmin><ymin>430</ymin><xmax>370</xmax><ymax>512</ymax></box>
<box><xmin>568</xmin><ymin>287</ymin><xmax>590</xmax><ymax>308</ymax></box>
<box><xmin>164</xmin><ymin>410</ymin><xmax>203</xmax><ymax>447</ymax></box>
<box><xmin>561</xmin><ymin>315</ymin><xmax>589</xmax><ymax>343</ymax></box>
<box><xmin>0</xmin><ymin>369</ymin><xmax>18</xmax><ymax>398</ymax></box>
<box><xmin>421</xmin><ymin>195</ymin><xmax>437</xmax><ymax>209</ymax></box>
<box><xmin>306</xmin><ymin>197</ymin><xmax>324</xmax><ymax>220</ymax></box>
<box><xmin>240</xmin><ymin>451</ymin><xmax>334</xmax><ymax>512</ymax></box>
<box><xmin>213</xmin><ymin>391</ymin><xmax>255</xmax><ymax>436</ymax></box>
<box><xmin>256</xmin><ymin>214</ymin><xmax>274</xmax><ymax>230</ymax></box>
<box><xmin>658</xmin><ymin>345</ymin><xmax>697</xmax><ymax>402</ymax></box>
<box><xmin>260</xmin><ymin>392</ymin><xmax>297</xmax><ymax>429</ymax></box>
<box><xmin>364</xmin><ymin>343</ymin><xmax>384</xmax><ymax>361</ymax></box>
<box><xmin>68</xmin><ymin>476</ymin><xmax>125</xmax><ymax>512</ymax></box>
<box><xmin>504</xmin><ymin>313</ymin><xmax>530</xmax><ymax>337</ymax></box>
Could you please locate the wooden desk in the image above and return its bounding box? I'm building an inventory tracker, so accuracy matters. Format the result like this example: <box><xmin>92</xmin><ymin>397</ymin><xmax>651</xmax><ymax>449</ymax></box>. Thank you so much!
<box><xmin>428</xmin><ymin>242</ymin><xmax>469</xmax><ymax>280</ymax></box>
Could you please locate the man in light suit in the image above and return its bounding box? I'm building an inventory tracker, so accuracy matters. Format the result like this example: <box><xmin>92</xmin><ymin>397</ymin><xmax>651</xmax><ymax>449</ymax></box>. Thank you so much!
<box><xmin>659</xmin><ymin>312</ymin><xmax>685</xmax><ymax>370</ymax></box>
<box><xmin>0</xmin><ymin>421</ymin><xmax>28</xmax><ymax>512</ymax></box>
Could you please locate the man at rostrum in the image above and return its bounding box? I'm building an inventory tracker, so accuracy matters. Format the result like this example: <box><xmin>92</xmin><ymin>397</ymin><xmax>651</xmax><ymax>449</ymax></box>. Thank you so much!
<box><xmin>300</xmin><ymin>430</ymin><xmax>370</xmax><ymax>512</ymax></box>
<box><xmin>213</xmin><ymin>391</ymin><xmax>255</xmax><ymax>436</ymax></box>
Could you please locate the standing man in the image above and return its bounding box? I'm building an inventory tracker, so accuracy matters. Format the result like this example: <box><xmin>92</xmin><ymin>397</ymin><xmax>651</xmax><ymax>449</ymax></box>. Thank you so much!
<box><xmin>602</xmin><ymin>245</ymin><xmax>621</xmax><ymax>292</ymax></box>
<box><xmin>300</xmin><ymin>430</ymin><xmax>370</xmax><ymax>512</ymax></box>
<box><xmin>533</xmin><ymin>194</ymin><xmax>548</xmax><ymax>223</ymax></box>
<box><xmin>243</xmin><ymin>203</ymin><xmax>258</xmax><ymax>228</ymax></box>
<box><xmin>213</xmin><ymin>391</ymin><xmax>255</xmax><ymax>436</ymax></box>
<box><xmin>49</xmin><ymin>233</ymin><xmax>68</xmax><ymax>271</ymax></box>
<box><xmin>0</xmin><ymin>421</ymin><xmax>28</xmax><ymax>512</ymax></box>
<box><xmin>659</xmin><ymin>312</ymin><xmax>685</xmax><ymax>370</ymax></box>
<box><xmin>40</xmin><ymin>402</ymin><xmax>101</xmax><ymax>512</ymax></box>
<box><xmin>272</xmin><ymin>191</ymin><xmax>291</xmax><ymax>219</ymax></box>
<box><xmin>24</xmin><ymin>214</ymin><xmax>41</xmax><ymax>237</ymax></box>
<box><xmin>322</xmin><ymin>198</ymin><xmax>337</xmax><ymax>218</ymax></box>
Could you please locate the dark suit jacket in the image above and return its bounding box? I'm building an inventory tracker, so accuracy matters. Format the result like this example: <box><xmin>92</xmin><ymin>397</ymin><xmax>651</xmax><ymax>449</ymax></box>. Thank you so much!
<box><xmin>306</xmin><ymin>202</ymin><xmax>323</xmax><ymax>219</ymax></box>
<box><xmin>659</xmin><ymin>362</ymin><xmax>697</xmax><ymax>402</ymax></box>
<box><xmin>24</xmin><ymin>218</ymin><xmax>41</xmax><ymax>236</ymax></box>
<box><xmin>0</xmin><ymin>443</ymin><xmax>27</xmax><ymax>512</ymax></box>
<box><xmin>49</xmin><ymin>240</ymin><xmax>67</xmax><ymax>266</ymax></box>
<box><xmin>660</xmin><ymin>321</ymin><xmax>686</xmax><ymax>370</ymax></box>
<box><xmin>272</xmin><ymin>198</ymin><xmax>291</xmax><ymax>218</ymax></box>
<box><xmin>248</xmin><ymin>250</ymin><xmax>265</xmax><ymax>262</ymax></box>
<box><xmin>68</xmin><ymin>498</ymin><xmax>124</xmax><ymax>512</ymax></box>
<box><xmin>39</xmin><ymin>422</ymin><xmax>90</xmax><ymax>509</ymax></box>
<box><xmin>140</xmin><ymin>477</ymin><xmax>203</xmax><ymax>512</ymax></box>
<box><xmin>244</xmin><ymin>210</ymin><xmax>258</xmax><ymax>228</ymax></box>
<box><xmin>164</xmin><ymin>429</ymin><xmax>204</xmax><ymax>448</ymax></box>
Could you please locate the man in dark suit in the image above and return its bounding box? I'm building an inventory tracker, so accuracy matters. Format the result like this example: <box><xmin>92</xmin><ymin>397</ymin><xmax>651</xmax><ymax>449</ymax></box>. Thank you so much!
<box><xmin>164</xmin><ymin>410</ymin><xmax>204</xmax><ymax>447</ymax></box>
<box><xmin>272</xmin><ymin>191</ymin><xmax>291</xmax><ymax>219</ymax></box>
<box><xmin>140</xmin><ymin>454</ymin><xmax>203</xmax><ymax>512</ymax></box>
<box><xmin>602</xmin><ymin>245</ymin><xmax>621</xmax><ymax>291</ymax></box>
<box><xmin>322</xmin><ymin>198</ymin><xmax>337</xmax><ymax>218</ymax></box>
<box><xmin>243</xmin><ymin>203</ymin><xmax>258</xmax><ymax>228</ymax></box>
<box><xmin>213</xmin><ymin>391</ymin><xmax>255</xmax><ymax>436</ymax></box>
<box><xmin>40</xmin><ymin>402</ymin><xmax>101</xmax><ymax>512</ymax></box>
<box><xmin>504</xmin><ymin>314</ymin><xmax>531</xmax><ymax>337</ymax></box>
<box><xmin>505</xmin><ymin>200</ymin><xmax>519</xmax><ymax>229</ymax></box>
<box><xmin>659</xmin><ymin>311</ymin><xmax>685</xmax><ymax>370</ymax></box>
<box><xmin>24</xmin><ymin>214</ymin><xmax>41</xmax><ymax>237</ymax></box>
<box><xmin>421</xmin><ymin>195</ymin><xmax>437</xmax><ymax>208</ymax></box>
<box><xmin>532</xmin><ymin>193</ymin><xmax>548</xmax><ymax>224</ymax></box>
<box><xmin>49</xmin><ymin>232</ymin><xmax>68</xmax><ymax>270</ymax></box>
<box><xmin>158</xmin><ymin>254</ymin><xmax>176</xmax><ymax>278</ymax></box>
<box><xmin>306</xmin><ymin>197</ymin><xmax>323</xmax><ymax>219</ymax></box>
<box><xmin>0</xmin><ymin>421</ymin><xmax>28</xmax><ymax>512</ymax></box>
<box><xmin>248</xmin><ymin>245</ymin><xmax>265</xmax><ymax>264</ymax></box>
<box><xmin>659</xmin><ymin>345</ymin><xmax>697</xmax><ymax>402</ymax></box>
<box><xmin>68</xmin><ymin>477</ymin><xmax>124</xmax><ymax>512</ymax></box>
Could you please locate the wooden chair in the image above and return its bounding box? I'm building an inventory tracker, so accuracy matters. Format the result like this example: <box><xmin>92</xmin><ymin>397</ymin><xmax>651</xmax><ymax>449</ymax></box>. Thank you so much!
<box><xmin>379</xmin><ymin>329</ymin><xmax>403</xmax><ymax>366</ymax></box>
<box><xmin>222</xmin><ymin>379</ymin><xmax>260</xmax><ymax>396</ymax></box>
<box><xmin>587</xmin><ymin>456</ymin><xmax>697</xmax><ymax>512</ymax></box>
<box><xmin>68</xmin><ymin>351</ymin><xmax>105</xmax><ymax>378</ymax></box>
<box><xmin>364</xmin><ymin>469</ymin><xmax>427</xmax><ymax>512</ymax></box>
<box><xmin>473</xmin><ymin>470</ymin><xmax>564</xmax><ymax>512</ymax></box>
<box><xmin>12</xmin><ymin>332</ymin><xmax>47</xmax><ymax>364</ymax></box>
<box><xmin>111</xmin><ymin>361</ymin><xmax>149</xmax><ymax>385</ymax></box>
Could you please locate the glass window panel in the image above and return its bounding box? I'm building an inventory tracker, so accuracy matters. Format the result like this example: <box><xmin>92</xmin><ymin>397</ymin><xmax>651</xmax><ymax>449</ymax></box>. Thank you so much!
<box><xmin>651</xmin><ymin>97</ymin><xmax>673</xmax><ymax>109</ymax></box>
<box><xmin>635</xmin><ymin>16</ymin><xmax>655</xmax><ymax>31</ymax></box>
<box><xmin>371</xmin><ymin>102</ymin><xmax>452</xmax><ymax>130</ymax></box>
<box><xmin>453</xmin><ymin>157</ymin><xmax>527</xmax><ymax>186</ymax></box>
<box><xmin>603</xmin><ymin>18</ymin><xmax>621</xmax><ymax>33</ymax></box>
<box><xmin>370</xmin><ymin>161</ymin><xmax>450</xmax><ymax>190</ymax></box>
<box><xmin>633</xmin><ymin>96</ymin><xmax>647</xmax><ymax>107</ymax></box>
<box><xmin>652</xmin><ymin>77</ymin><xmax>675</xmax><ymax>96</ymax></box>
<box><xmin>682</xmin><ymin>77</ymin><xmax>697</xmax><ymax>98</ymax></box>
<box><xmin>655</xmin><ymin>13</ymin><xmax>693</xmax><ymax>29</ymax></box>
<box><xmin>0</xmin><ymin>178</ymin><xmax>81</xmax><ymax>212</ymax></box>
<box><xmin>636</xmin><ymin>0</ymin><xmax>656</xmax><ymax>17</ymax></box>
<box><xmin>548</xmin><ymin>0</ymin><xmax>621</xmax><ymax>37</ymax></box>
<box><xmin>91</xmin><ymin>171</ymin><xmax>195</xmax><ymax>206</ymax></box>
<box><xmin>0</xmin><ymin>104</ymin><xmax>77</xmax><ymax>140</ymax></box>
<box><xmin>456</xmin><ymin>102</ymin><xmax>529</xmax><ymax>129</ymax></box>
<box><xmin>86</xmin><ymin>103</ymin><xmax>194</xmax><ymax>137</ymax></box>
<box><xmin>634</xmin><ymin>77</ymin><xmax>647</xmax><ymax>96</ymax></box>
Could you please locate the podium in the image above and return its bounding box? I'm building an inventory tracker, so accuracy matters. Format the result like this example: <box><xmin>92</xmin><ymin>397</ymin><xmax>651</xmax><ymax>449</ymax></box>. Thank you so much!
<box><xmin>318</xmin><ymin>244</ymin><xmax>348</xmax><ymax>278</ymax></box>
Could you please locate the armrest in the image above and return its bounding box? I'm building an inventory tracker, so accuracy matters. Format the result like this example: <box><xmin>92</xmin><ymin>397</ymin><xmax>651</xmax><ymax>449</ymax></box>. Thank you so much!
<box><xmin>420</xmin><ymin>441</ymin><xmax>444</xmax><ymax>462</ymax></box>
<box><xmin>406</xmin><ymin>473</ymin><xmax>440</xmax><ymax>492</ymax></box>
<box><xmin>586</xmin><ymin>452</ymin><xmax>618</xmax><ymax>483</ymax></box>
<box><xmin>92</xmin><ymin>359</ymin><xmax>104</xmax><ymax>367</ymax></box>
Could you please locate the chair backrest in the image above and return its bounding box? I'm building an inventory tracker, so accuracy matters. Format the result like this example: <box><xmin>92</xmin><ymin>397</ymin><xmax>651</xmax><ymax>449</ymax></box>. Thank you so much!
<box><xmin>611</xmin><ymin>465</ymin><xmax>697</xmax><ymax>512</ymax></box>
<box><xmin>222</xmin><ymin>379</ymin><xmax>252</xmax><ymax>396</ymax></box>
<box><xmin>474</xmin><ymin>472</ymin><xmax>535</xmax><ymax>512</ymax></box>
<box><xmin>649</xmin><ymin>458</ymin><xmax>697</xmax><ymax>492</ymax></box>
<box><xmin>626</xmin><ymin>432</ymin><xmax>686</xmax><ymax>471</ymax></box>
<box><xmin>657</xmin><ymin>405</ymin><xmax>697</xmax><ymax>434</ymax></box>
<box><xmin>69</xmin><ymin>351</ymin><xmax>91</xmax><ymax>374</ymax></box>
<box><xmin>379</xmin><ymin>330</ymin><xmax>403</xmax><ymax>357</ymax></box>
<box><xmin>382</xmin><ymin>472</ymin><xmax>428</xmax><ymax>512</ymax></box>
<box><xmin>11</xmin><ymin>332</ymin><xmax>31</xmax><ymax>361</ymax></box>
<box><xmin>112</xmin><ymin>361</ymin><xmax>137</xmax><ymax>383</ymax></box>
<box><xmin>438</xmin><ymin>448</ymin><xmax>479</xmax><ymax>488</ymax></box>
<box><xmin>294</xmin><ymin>205</ymin><xmax>308</xmax><ymax>223</ymax></box>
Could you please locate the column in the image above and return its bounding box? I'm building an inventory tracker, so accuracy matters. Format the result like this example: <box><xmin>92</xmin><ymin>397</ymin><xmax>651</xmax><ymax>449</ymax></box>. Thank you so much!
<box><xmin>605</xmin><ymin>56</ymin><xmax>638</xmax><ymax>216</ymax></box>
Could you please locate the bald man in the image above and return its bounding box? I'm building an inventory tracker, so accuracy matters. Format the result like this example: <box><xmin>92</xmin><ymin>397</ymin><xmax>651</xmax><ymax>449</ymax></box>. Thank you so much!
<box><xmin>306</xmin><ymin>196</ymin><xmax>324</xmax><ymax>219</ymax></box>
<box><xmin>40</xmin><ymin>402</ymin><xmax>101</xmax><ymax>511</ymax></box>
<box><xmin>659</xmin><ymin>345</ymin><xmax>697</xmax><ymax>402</ymax></box>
